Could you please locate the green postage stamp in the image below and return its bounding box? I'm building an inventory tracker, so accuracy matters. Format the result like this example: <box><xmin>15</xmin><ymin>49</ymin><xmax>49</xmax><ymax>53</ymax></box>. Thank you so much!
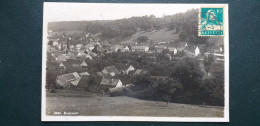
<box><xmin>199</xmin><ymin>7</ymin><xmax>224</xmax><ymax>36</ymax></box>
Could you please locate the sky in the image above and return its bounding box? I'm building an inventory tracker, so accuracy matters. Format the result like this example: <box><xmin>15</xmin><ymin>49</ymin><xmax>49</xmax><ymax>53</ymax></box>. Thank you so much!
<box><xmin>44</xmin><ymin>3</ymin><xmax>200</xmax><ymax>22</ymax></box>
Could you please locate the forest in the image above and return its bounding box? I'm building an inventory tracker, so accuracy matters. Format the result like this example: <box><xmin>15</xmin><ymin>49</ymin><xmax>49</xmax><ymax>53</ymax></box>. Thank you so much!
<box><xmin>48</xmin><ymin>9</ymin><xmax>209</xmax><ymax>46</ymax></box>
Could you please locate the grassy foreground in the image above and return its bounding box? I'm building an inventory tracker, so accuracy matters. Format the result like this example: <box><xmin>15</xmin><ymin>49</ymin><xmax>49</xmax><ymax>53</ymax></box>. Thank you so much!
<box><xmin>46</xmin><ymin>90</ymin><xmax>224</xmax><ymax>117</ymax></box>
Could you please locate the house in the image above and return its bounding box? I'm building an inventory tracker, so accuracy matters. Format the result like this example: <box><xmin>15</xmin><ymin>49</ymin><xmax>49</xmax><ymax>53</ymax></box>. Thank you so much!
<box><xmin>102</xmin><ymin>44</ymin><xmax>112</xmax><ymax>52</ymax></box>
<box><xmin>219</xmin><ymin>47</ymin><xmax>223</xmax><ymax>53</ymax></box>
<box><xmin>183</xmin><ymin>46</ymin><xmax>200</xmax><ymax>57</ymax></box>
<box><xmin>61</xmin><ymin>59</ymin><xmax>82</xmax><ymax>69</ymax></box>
<box><xmin>97</xmin><ymin>72</ymin><xmax>103</xmax><ymax>76</ymax></box>
<box><xmin>60</xmin><ymin>44</ymin><xmax>74</xmax><ymax>53</ymax></box>
<box><xmin>123</xmin><ymin>46</ymin><xmax>130</xmax><ymax>52</ymax></box>
<box><xmin>158</xmin><ymin>41</ymin><xmax>168</xmax><ymax>44</ymax></box>
<box><xmin>55</xmin><ymin>54</ymin><xmax>67</xmax><ymax>63</ymax></box>
<box><xmin>100</xmin><ymin>77</ymin><xmax>123</xmax><ymax>88</ymax></box>
<box><xmin>47</xmin><ymin>45</ymin><xmax>55</xmax><ymax>52</ymax></box>
<box><xmin>99</xmin><ymin>73</ymin><xmax>133</xmax><ymax>93</ymax></box>
<box><xmin>84</xmin><ymin>54</ymin><xmax>93</xmax><ymax>60</ymax></box>
<box><xmin>76</xmin><ymin>51</ymin><xmax>86</xmax><ymax>57</ymax></box>
<box><xmin>56</xmin><ymin>72</ymin><xmax>81</xmax><ymax>88</ymax></box>
<box><xmin>195</xmin><ymin>46</ymin><xmax>200</xmax><ymax>56</ymax></box>
<box><xmin>58</xmin><ymin>62</ymin><xmax>66</xmax><ymax>70</ymax></box>
<box><xmin>133</xmin><ymin>69</ymin><xmax>149</xmax><ymax>76</ymax></box>
<box><xmin>102</xmin><ymin>65</ymin><xmax>121</xmax><ymax>75</ymax></box>
<box><xmin>76</xmin><ymin>75</ymin><xmax>102</xmax><ymax>90</ymax></box>
<box><xmin>85</xmin><ymin>43</ymin><xmax>96</xmax><ymax>51</ymax></box>
<box><xmin>100</xmin><ymin>73</ymin><xmax>122</xmax><ymax>87</ymax></box>
<box><xmin>115</xmin><ymin>63</ymin><xmax>135</xmax><ymax>75</ymax></box>
<box><xmin>110</xmin><ymin>45</ymin><xmax>125</xmax><ymax>52</ymax></box>
<box><xmin>88</xmin><ymin>51</ymin><xmax>98</xmax><ymax>57</ymax></box>
<box><xmin>131</xmin><ymin>45</ymin><xmax>149</xmax><ymax>52</ymax></box>
<box><xmin>114</xmin><ymin>74</ymin><xmax>132</xmax><ymax>85</ymax></box>
<box><xmin>176</xmin><ymin>42</ymin><xmax>188</xmax><ymax>52</ymax></box>
<box><xmin>76</xmin><ymin>44</ymin><xmax>84</xmax><ymax>51</ymax></box>
<box><xmin>76</xmin><ymin>51</ymin><xmax>87</xmax><ymax>61</ymax></box>
<box><xmin>77</xmin><ymin>51</ymin><xmax>93</xmax><ymax>60</ymax></box>
<box><xmin>52</xmin><ymin>41</ymin><xmax>59</xmax><ymax>46</ymax></box>
<box><xmin>79</xmin><ymin>71</ymin><xmax>90</xmax><ymax>76</ymax></box>
<box><xmin>96</xmin><ymin>45</ymin><xmax>105</xmax><ymax>52</ymax></box>
<box><xmin>168</xmin><ymin>47</ymin><xmax>178</xmax><ymax>55</ymax></box>
<box><xmin>80</xmin><ymin>60</ymin><xmax>88</xmax><ymax>67</ymax></box>
<box><xmin>100</xmin><ymin>73</ymin><xmax>113</xmax><ymax>84</ymax></box>
<box><xmin>108</xmin><ymin>84</ymin><xmax>134</xmax><ymax>96</ymax></box>
<box><xmin>154</xmin><ymin>45</ymin><xmax>167</xmax><ymax>53</ymax></box>
<box><xmin>112</xmin><ymin>45</ymin><xmax>130</xmax><ymax>52</ymax></box>
<box><xmin>214</xmin><ymin>53</ymin><xmax>224</xmax><ymax>63</ymax></box>
<box><xmin>207</xmin><ymin>45</ymin><xmax>223</xmax><ymax>53</ymax></box>
<box><xmin>110</xmin><ymin>79</ymin><xmax>123</xmax><ymax>87</ymax></box>
<box><xmin>75</xmin><ymin>75</ymin><xmax>90</xmax><ymax>89</ymax></box>
<box><xmin>66</xmin><ymin>52</ymin><xmax>77</xmax><ymax>60</ymax></box>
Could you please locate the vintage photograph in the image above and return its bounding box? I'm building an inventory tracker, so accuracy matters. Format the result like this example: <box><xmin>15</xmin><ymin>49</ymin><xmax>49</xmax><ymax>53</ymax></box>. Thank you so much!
<box><xmin>42</xmin><ymin>3</ymin><xmax>229</xmax><ymax>122</ymax></box>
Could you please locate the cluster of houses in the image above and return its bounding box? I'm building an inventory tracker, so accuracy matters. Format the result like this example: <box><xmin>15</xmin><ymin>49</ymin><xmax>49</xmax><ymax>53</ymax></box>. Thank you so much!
<box><xmin>48</xmin><ymin>33</ymin><xmax>225</xmax><ymax>62</ymax></box>
<box><xmin>46</xmin><ymin>34</ymin><xmax>224</xmax><ymax>92</ymax></box>
<box><xmin>47</xmin><ymin>59</ymin><xmax>88</xmax><ymax>72</ymax></box>
<box><xmin>53</xmin><ymin>62</ymin><xmax>148</xmax><ymax>92</ymax></box>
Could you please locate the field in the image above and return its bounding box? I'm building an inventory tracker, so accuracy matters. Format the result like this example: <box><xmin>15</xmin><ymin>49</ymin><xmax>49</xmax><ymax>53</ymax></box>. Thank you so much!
<box><xmin>46</xmin><ymin>90</ymin><xmax>224</xmax><ymax>117</ymax></box>
<box><xmin>121</xmin><ymin>28</ymin><xmax>180</xmax><ymax>45</ymax></box>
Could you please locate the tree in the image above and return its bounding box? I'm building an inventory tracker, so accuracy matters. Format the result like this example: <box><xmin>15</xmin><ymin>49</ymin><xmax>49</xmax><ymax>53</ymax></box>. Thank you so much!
<box><xmin>132</xmin><ymin>75</ymin><xmax>153</xmax><ymax>91</ymax></box>
<box><xmin>92</xmin><ymin>44</ymin><xmax>99</xmax><ymax>54</ymax></box>
<box><xmin>199</xmin><ymin>63</ymin><xmax>224</xmax><ymax>106</ymax></box>
<box><xmin>157</xmin><ymin>78</ymin><xmax>182</xmax><ymax>105</ymax></box>
<box><xmin>137</xmin><ymin>36</ymin><xmax>149</xmax><ymax>44</ymax></box>
<box><xmin>162</xmin><ymin>49</ymin><xmax>170</xmax><ymax>54</ymax></box>
<box><xmin>171</xmin><ymin>57</ymin><xmax>205</xmax><ymax>102</ymax></box>
<box><xmin>176</xmin><ymin>26</ymin><xmax>181</xmax><ymax>33</ymax></box>
<box><xmin>179</xmin><ymin>31</ymin><xmax>188</xmax><ymax>40</ymax></box>
<box><xmin>46</xmin><ymin>70</ymin><xmax>59</xmax><ymax>91</ymax></box>
<box><xmin>156</xmin><ymin>53</ymin><xmax>169</xmax><ymax>62</ymax></box>
<box><xmin>204</xmin><ymin>54</ymin><xmax>215</xmax><ymax>72</ymax></box>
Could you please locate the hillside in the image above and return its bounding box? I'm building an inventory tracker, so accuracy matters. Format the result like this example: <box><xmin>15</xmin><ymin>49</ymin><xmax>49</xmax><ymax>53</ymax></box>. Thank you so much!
<box><xmin>47</xmin><ymin>9</ymin><xmax>223</xmax><ymax>48</ymax></box>
<box><xmin>121</xmin><ymin>28</ymin><xmax>180</xmax><ymax>45</ymax></box>
<box><xmin>46</xmin><ymin>90</ymin><xmax>224</xmax><ymax>117</ymax></box>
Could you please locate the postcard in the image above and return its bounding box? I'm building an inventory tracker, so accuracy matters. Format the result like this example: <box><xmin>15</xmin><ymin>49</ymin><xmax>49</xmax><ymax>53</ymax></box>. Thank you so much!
<box><xmin>42</xmin><ymin>3</ymin><xmax>229</xmax><ymax>122</ymax></box>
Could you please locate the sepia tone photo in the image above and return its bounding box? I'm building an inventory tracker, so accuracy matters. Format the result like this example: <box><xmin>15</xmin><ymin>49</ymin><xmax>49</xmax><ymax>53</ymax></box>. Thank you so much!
<box><xmin>42</xmin><ymin>3</ymin><xmax>229</xmax><ymax>122</ymax></box>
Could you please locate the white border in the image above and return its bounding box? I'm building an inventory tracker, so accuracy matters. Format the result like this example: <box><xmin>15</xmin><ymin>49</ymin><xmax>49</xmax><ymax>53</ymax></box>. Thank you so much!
<box><xmin>41</xmin><ymin>3</ymin><xmax>229</xmax><ymax>122</ymax></box>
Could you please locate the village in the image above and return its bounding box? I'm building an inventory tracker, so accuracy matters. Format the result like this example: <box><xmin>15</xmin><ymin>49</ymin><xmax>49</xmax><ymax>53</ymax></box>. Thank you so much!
<box><xmin>42</xmin><ymin>4</ymin><xmax>229</xmax><ymax>117</ymax></box>
<box><xmin>46</xmin><ymin>31</ymin><xmax>224</xmax><ymax>96</ymax></box>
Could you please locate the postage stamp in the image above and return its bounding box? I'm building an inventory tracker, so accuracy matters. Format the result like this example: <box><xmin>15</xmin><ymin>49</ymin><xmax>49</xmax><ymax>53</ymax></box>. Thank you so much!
<box><xmin>199</xmin><ymin>7</ymin><xmax>224</xmax><ymax>36</ymax></box>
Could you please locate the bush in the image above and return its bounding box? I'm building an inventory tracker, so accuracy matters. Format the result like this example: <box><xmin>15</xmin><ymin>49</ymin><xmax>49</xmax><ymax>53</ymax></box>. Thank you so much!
<box><xmin>200</xmin><ymin>76</ymin><xmax>224</xmax><ymax>106</ymax></box>
<box><xmin>172</xmin><ymin>57</ymin><xmax>204</xmax><ymax>91</ymax></box>
<box><xmin>179</xmin><ymin>31</ymin><xmax>188</xmax><ymax>40</ymax></box>
<box><xmin>157</xmin><ymin>78</ymin><xmax>183</xmax><ymax>102</ymax></box>
<box><xmin>136</xmin><ymin>36</ymin><xmax>149</xmax><ymax>44</ymax></box>
<box><xmin>199</xmin><ymin>63</ymin><xmax>224</xmax><ymax>106</ymax></box>
<box><xmin>170</xmin><ymin>57</ymin><xmax>207</xmax><ymax>104</ymax></box>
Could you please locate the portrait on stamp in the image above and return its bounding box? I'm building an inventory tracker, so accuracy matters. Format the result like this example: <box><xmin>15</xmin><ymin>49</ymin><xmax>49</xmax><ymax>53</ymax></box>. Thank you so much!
<box><xmin>199</xmin><ymin>8</ymin><xmax>224</xmax><ymax>36</ymax></box>
<box><xmin>41</xmin><ymin>3</ymin><xmax>229</xmax><ymax>122</ymax></box>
